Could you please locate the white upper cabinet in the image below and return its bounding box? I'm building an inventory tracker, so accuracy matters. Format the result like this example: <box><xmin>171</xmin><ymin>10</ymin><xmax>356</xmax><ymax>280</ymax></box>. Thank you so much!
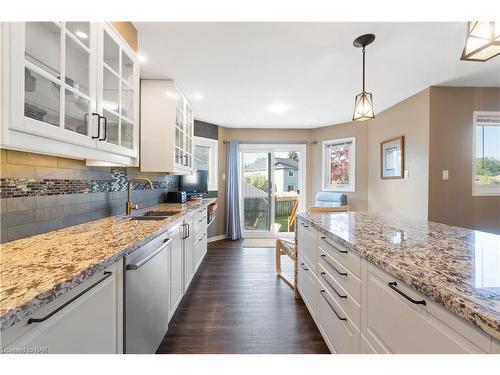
<box><xmin>141</xmin><ymin>79</ymin><xmax>194</xmax><ymax>174</ymax></box>
<box><xmin>0</xmin><ymin>22</ymin><xmax>139</xmax><ymax>166</ymax></box>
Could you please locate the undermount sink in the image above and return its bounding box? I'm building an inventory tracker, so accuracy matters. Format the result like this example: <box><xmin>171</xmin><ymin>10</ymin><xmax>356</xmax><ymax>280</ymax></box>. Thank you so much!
<box><xmin>130</xmin><ymin>210</ymin><xmax>180</xmax><ymax>221</ymax></box>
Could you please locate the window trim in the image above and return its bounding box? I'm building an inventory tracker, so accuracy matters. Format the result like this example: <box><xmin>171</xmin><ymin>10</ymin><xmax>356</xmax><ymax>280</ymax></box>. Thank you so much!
<box><xmin>321</xmin><ymin>137</ymin><xmax>356</xmax><ymax>192</ymax></box>
<box><xmin>193</xmin><ymin>136</ymin><xmax>218</xmax><ymax>191</ymax></box>
<box><xmin>472</xmin><ymin>111</ymin><xmax>500</xmax><ymax>196</ymax></box>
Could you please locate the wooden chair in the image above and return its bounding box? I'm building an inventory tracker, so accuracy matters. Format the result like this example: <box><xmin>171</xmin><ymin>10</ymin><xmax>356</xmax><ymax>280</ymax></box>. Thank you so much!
<box><xmin>275</xmin><ymin>238</ymin><xmax>296</xmax><ymax>289</ymax></box>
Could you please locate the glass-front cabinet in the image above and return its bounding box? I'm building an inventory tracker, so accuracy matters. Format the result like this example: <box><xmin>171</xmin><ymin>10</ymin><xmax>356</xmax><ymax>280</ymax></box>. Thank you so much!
<box><xmin>175</xmin><ymin>90</ymin><xmax>194</xmax><ymax>170</ymax></box>
<box><xmin>1</xmin><ymin>22</ymin><xmax>139</xmax><ymax>166</ymax></box>
<box><xmin>140</xmin><ymin>80</ymin><xmax>194</xmax><ymax>174</ymax></box>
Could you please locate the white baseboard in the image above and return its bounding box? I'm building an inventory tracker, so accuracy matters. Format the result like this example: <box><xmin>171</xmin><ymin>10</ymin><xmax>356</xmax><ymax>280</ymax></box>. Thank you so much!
<box><xmin>207</xmin><ymin>234</ymin><xmax>227</xmax><ymax>243</ymax></box>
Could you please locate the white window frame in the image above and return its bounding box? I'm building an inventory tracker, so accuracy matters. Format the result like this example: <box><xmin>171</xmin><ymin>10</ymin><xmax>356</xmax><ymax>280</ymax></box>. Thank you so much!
<box><xmin>322</xmin><ymin>137</ymin><xmax>356</xmax><ymax>192</ymax></box>
<box><xmin>472</xmin><ymin>111</ymin><xmax>500</xmax><ymax>196</ymax></box>
<box><xmin>193</xmin><ymin>136</ymin><xmax>218</xmax><ymax>191</ymax></box>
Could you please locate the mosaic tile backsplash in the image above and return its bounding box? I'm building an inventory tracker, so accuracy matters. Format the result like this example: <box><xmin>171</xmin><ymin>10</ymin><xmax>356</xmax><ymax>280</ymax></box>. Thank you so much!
<box><xmin>1</xmin><ymin>168</ymin><xmax>178</xmax><ymax>198</ymax></box>
<box><xmin>0</xmin><ymin>150</ymin><xmax>181</xmax><ymax>243</ymax></box>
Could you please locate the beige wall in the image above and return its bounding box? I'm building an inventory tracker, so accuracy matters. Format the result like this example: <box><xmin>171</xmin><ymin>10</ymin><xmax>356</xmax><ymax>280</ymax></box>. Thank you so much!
<box><xmin>429</xmin><ymin>87</ymin><xmax>500</xmax><ymax>234</ymax></box>
<box><xmin>311</xmin><ymin>121</ymin><xmax>369</xmax><ymax>211</ymax></box>
<box><xmin>367</xmin><ymin>89</ymin><xmax>430</xmax><ymax>219</ymax></box>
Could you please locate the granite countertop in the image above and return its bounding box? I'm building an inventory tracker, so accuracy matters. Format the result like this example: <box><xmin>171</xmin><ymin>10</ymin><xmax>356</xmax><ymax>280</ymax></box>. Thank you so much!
<box><xmin>0</xmin><ymin>198</ymin><xmax>216</xmax><ymax>332</ymax></box>
<box><xmin>297</xmin><ymin>211</ymin><xmax>500</xmax><ymax>340</ymax></box>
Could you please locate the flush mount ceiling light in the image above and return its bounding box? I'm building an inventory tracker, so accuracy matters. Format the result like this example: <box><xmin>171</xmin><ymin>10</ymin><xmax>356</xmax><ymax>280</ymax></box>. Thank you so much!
<box><xmin>461</xmin><ymin>21</ymin><xmax>500</xmax><ymax>62</ymax></box>
<box><xmin>352</xmin><ymin>33</ymin><xmax>376</xmax><ymax>122</ymax></box>
<box><xmin>267</xmin><ymin>102</ymin><xmax>291</xmax><ymax>114</ymax></box>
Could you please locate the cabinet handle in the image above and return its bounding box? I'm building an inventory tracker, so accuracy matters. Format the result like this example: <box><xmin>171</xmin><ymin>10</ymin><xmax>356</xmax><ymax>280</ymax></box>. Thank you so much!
<box><xmin>300</xmin><ymin>222</ymin><xmax>309</xmax><ymax>228</ymax></box>
<box><xmin>320</xmin><ymin>289</ymin><xmax>347</xmax><ymax>321</ymax></box>
<box><xmin>300</xmin><ymin>262</ymin><xmax>309</xmax><ymax>271</ymax></box>
<box><xmin>388</xmin><ymin>281</ymin><xmax>426</xmax><ymax>306</ymax></box>
<box><xmin>91</xmin><ymin>113</ymin><xmax>102</xmax><ymax>139</ymax></box>
<box><xmin>198</xmin><ymin>217</ymin><xmax>206</xmax><ymax>223</ymax></box>
<box><xmin>126</xmin><ymin>239</ymin><xmax>172</xmax><ymax>270</ymax></box>
<box><xmin>99</xmin><ymin>115</ymin><xmax>107</xmax><ymax>141</ymax></box>
<box><xmin>181</xmin><ymin>223</ymin><xmax>187</xmax><ymax>239</ymax></box>
<box><xmin>320</xmin><ymin>254</ymin><xmax>348</xmax><ymax>276</ymax></box>
<box><xmin>320</xmin><ymin>272</ymin><xmax>347</xmax><ymax>299</ymax></box>
<box><xmin>28</xmin><ymin>271</ymin><xmax>113</xmax><ymax>324</ymax></box>
<box><xmin>183</xmin><ymin>223</ymin><xmax>190</xmax><ymax>239</ymax></box>
<box><xmin>321</xmin><ymin>236</ymin><xmax>348</xmax><ymax>254</ymax></box>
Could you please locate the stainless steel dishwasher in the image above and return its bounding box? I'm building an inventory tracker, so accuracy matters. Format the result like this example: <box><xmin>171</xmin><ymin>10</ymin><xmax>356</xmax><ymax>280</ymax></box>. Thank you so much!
<box><xmin>125</xmin><ymin>234</ymin><xmax>171</xmax><ymax>354</ymax></box>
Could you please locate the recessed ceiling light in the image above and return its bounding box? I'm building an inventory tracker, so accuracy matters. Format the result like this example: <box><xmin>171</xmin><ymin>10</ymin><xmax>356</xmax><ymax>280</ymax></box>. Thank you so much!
<box><xmin>267</xmin><ymin>102</ymin><xmax>291</xmax><ymax>114</ymax></box>
<box><xmin>75</xmin><ymin>31</ymin><xmax>88</xmax><ymax>39</ymax></box>
<box><xmin>192</xmin><ymin>92</ymin><xmax>204</xmax><ymax>100</ymax></box>
<box><xmin>137</xmin><ymin>53</ymin><xmax>148</xmax><ymax>63</ymax></box>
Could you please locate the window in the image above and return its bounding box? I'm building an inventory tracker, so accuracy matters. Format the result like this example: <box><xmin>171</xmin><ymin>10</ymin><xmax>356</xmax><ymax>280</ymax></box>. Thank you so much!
<box><xmin>287</xmin><ymin>185</ymin><xmax>295</xmax><ymax>192</ymax></box>
<box><xmin>288</xmin><ymin>170</ymin><xmax>294</xmax><ymax>177</ymax></box>
<box><xmin>193</xmin><ymin>136</ymin><xmax>218</xmax><ymax>191</ymax></box>
<box><xmin>473</xmin><ymin>111</ymin><xmax>500</xmax><ymax>196</ymax></box>
<box><xmin>322</xmin><ymin>137</ymin><xmax>356</xmax><ymax>192</ymax></box>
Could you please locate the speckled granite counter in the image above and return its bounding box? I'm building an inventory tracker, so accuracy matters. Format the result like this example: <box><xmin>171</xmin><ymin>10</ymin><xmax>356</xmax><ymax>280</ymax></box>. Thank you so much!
<box><xmin>0</xmin><ymin>198</ymin><xmax>216</xmax><ymax>332</ymax></box>
<box><xmin>297</xmin><ymin>211</ymin><xmax>500</xmax><ymax>340</ymax></box>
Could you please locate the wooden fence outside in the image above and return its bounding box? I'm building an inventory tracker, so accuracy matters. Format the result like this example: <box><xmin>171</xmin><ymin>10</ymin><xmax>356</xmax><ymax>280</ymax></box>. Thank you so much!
<box><xmin>274</xmin><ymin>195</ymin><xmax>298</xmax><ymax>216</ymax></box>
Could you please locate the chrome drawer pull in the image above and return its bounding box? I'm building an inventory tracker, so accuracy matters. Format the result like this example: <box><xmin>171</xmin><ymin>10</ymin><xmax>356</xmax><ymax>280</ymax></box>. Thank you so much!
<box><xmin>320</xmin><ymin>272</ymin><xmax>347</xmax><ymax>299</ymax></box>
<box><xmin>28</xmin><ymin>271</ymin><xmax>113</xmax><ymax>324</ymax></box>
<box><xmin>320</xmin><ymin>254</ymin><xmax>348</xmax><ymax>276</ymax></box>
<box><xmin>321</xmin><ymin>236</ymin><xmax>348</xmax><ymax>254</ymax></box>
<box><xmin>300</xmin><ymin>263</ymin><xmax>309</xmax><ymax>271</ymax></box>
<box><xmin>388</xmin><ymin>281</ymin><xmax>426</xmax><ymax>305</ymax></box>
<box><xmin>320</xmin><ymin>289</ymin><xmax>347</xmax><ymax>321</ymax></box>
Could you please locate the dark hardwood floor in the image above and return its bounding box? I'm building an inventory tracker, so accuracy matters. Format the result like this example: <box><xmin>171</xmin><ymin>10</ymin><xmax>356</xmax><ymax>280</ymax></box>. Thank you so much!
<box><xmin>156</xmin><ymin>239</ymin><xmax>329</xmax><ymax>354</ymax></box>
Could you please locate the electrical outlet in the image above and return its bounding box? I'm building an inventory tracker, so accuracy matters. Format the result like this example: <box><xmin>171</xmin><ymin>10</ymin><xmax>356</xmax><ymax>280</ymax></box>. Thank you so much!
<box><xmin>404</xmin><ymin>170</ymin><xmax>409</xmax><ymax>178</ymax></box>
<box><xmin>222</xmin><ymin>173</ymin><xmax>226</xmax><ymax>180</ymax></box>
<box><xmin>442</xmin><ymin>170</ymin><xmax>449</xmax><ymax>180</ymax></box>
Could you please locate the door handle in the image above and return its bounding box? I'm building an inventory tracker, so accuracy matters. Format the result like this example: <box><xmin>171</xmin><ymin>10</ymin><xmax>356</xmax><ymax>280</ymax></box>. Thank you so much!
<box><xmin>28</xmin><ymin>271</ymin><xmax>113</xmax><ymax>324</ymax></box>
<box><xmin>99</xmin><ymin>115</ymin><xmax>107</xmax><ymax>141</ymax></box>
<box><xmin>388</xmin><ymin>281</ymin><xmax>426</xmax><ymax>305</ymax></box>
<box><xmin>91</xmin><ymin>113</ymin><xmax>102</xmax><ymax>139</ymax></box>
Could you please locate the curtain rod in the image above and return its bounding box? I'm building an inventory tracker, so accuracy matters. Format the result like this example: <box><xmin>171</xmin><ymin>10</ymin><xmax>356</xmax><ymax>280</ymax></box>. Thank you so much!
<box><xmin>222</xmin><ymin>140</ymin><xmax>317</xmax><ymax>144</ymax></box>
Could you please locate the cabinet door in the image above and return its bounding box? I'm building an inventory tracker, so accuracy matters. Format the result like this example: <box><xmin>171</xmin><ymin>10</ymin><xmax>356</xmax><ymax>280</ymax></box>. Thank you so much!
<box><xmin>183</xmin><ymin>216</ymin><xmax>195</xmax><ymax>291</ymax></box>
<box><xmin>297</xmin><ymin>256</ymin><xmax>317</xmax><ymax>321</ymax></box>
<box><xmin>10</xmin><ymin>22</ymin><xmax>97</xmax><ymax>148</ymax></box>
<box><xmin>95</xmin><ymin>23</ymin><xmax>139</xmax><ymax>158</ymax></box>
<box><xmin>5</xmin><ymin>263</ymin><xmax>121</xmax><ymax>354</ymax></box>
<box><xmin>364</xmin><ymin>265</ymin><xmax>486</xmax><ymax>353</ymax></box>
<box><xmin>174</xmin><ymin>90</ymin><xmax>185</xmax><ymax>167</ymax></box>
<box><xmin>168</xmin><ymin>223</ymin><xmax>184</xmax><ymax>319</ymax></box>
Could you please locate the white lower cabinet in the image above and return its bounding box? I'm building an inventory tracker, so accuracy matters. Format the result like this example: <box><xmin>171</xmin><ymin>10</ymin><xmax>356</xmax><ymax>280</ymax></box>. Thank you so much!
<box><xmin>363</xmin><ymin>263</ymin><xmax>489</xmax><ymax>354</ymax></box>
<box><xmin>168</xmin><ymin>222</ymin><xmax>184</xmax><ymax>320</ymax></box>
<box><xmin>2</xmin><ymin>260</ymin><xmax>123</xmax><ymax>354</ymax></box>
<box><xmin>296</xmin><ymin>222</ymin><xmax>497</xmax><ymax>354</ymax></box>
<box><xmin>183</xmin><ymin>214</ymin><xmax>195</xmax><ymax>291</ymax></box>
<box><xmin>318</xmin><ymin>281</ymin><xmax>360</xmax><ymax>354</ymax></box>
<box><xmin>297</xmin><ymin>256</ymin><xmax>318</xmax><ymax>321</ymax></box>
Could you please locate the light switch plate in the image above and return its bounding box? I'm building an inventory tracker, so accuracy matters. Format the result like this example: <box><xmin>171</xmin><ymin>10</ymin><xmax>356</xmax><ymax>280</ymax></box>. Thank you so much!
<box><xmin>404</xmin><ymin>170</ymin><xmax>409</xmax><ymax>178</ymax></box>
<box><xmin>222</xmin><ymin>173</ymin><xmax>226</xmax><ymax>180</ymax></box>
<box><xmin>442</xmin><ymin>170</ymin><xmax>449</xmax><ymax>180</ymax></box>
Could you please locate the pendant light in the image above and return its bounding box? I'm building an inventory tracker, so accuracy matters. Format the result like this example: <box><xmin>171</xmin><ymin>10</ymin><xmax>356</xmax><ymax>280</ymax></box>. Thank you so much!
<box><xmin>461</xmin><ymin>21</ymin><xmax>500</xmax><ymax>62</ymax></box>
<box><xmin>352</xmin><ymin>34</ymin><xmax>376</xmax><ymax>121</ymax></box>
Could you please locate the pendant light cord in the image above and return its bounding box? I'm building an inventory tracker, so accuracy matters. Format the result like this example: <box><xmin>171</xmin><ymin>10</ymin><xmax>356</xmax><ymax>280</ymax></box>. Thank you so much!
<box><xmin>362</xmin><ymin>47</ymin><xmax>366</xmax><ymax>92</ymax></box>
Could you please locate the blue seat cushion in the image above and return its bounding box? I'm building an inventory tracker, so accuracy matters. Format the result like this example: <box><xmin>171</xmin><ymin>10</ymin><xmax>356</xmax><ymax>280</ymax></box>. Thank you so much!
<box><xmin>315</xmin><ymin>191</ymin><xmax>347</xmax><ymax>207</ymax></box>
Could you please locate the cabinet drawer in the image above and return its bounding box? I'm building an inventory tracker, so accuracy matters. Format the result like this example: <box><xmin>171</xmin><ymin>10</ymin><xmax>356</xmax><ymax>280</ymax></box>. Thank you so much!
<box><xmin>318</xmin><ymin>235</ymin><xmax>360</xmax><ymax>278</ymax></box>
<box><xmin>318</xmin><ymin>281</ymin><xmax>360</xmax><ymax>354</ymax></box>
<box><xmin>318</xmin><ymin>248</ymin><xmax>361</xmax><ymax>303</ymax></box>
<box><xmin>297</xmin><ymin>256</ymin><xmax>317</xmax><ymax>321</ymax></box>
<box><xmin>297</xmin><ymin>221</ymin><xmax>317</xmax><ymax>272</ymax></box>
<box><xmin>365</xmin><ymin>265</ymin><xmax>488</xmax><ymax>353</ymax></box>
<box><xmin>318</xmin><ymin>264</ymin><xmax>360</xmax><ymax>328</ymax></box>
<box><xmin>194</xmin><ymin>208</ymin><xmax>207</xmax><ymax>239</ymax></box>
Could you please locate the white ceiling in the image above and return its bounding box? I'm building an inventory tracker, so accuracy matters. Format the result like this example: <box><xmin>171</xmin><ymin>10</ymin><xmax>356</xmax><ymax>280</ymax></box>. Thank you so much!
<box><xmin>135</xmin><ymin>22</ymin><xmax>500</xmax><ymax>128</ymax></box>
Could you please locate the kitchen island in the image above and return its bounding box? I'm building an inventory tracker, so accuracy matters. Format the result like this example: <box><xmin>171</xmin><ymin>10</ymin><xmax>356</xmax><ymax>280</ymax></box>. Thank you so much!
<box><xmin>296</xmin><ymin>211</ymin><xmax>500</xmax><ymax>353</ymax></box>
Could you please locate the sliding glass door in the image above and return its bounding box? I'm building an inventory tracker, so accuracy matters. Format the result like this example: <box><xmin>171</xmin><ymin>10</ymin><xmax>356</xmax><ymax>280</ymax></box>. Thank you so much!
<box><xmin>240</xmin><ymin>144</ymin><xmax>306</xmax><ymax>237</ymax></box>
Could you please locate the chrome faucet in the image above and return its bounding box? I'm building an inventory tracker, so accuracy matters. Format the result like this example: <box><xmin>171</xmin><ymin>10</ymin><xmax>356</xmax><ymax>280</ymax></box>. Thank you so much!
<box><xmin>126</xmin><ymin>178</ymin><xmax>153</xmax><ymax>215</ymax></box>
